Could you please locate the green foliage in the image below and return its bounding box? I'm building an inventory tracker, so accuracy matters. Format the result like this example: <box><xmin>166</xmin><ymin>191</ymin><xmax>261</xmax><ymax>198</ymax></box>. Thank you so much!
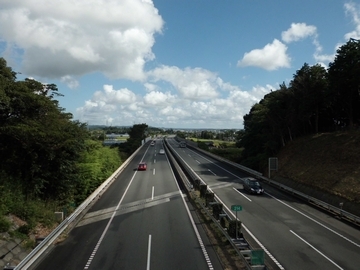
<box><xmin>227</xmin><ymin>220</ymin><xmax>242</xmax><ymax>238</ymax></box>
<box><xmin>74</xmin><ymin>140</ymin><xmax>122</xmax><ymax>203</ymax></box>
<box><xmin>0</xmin><ymin>60</ymin><xmax>90</xmax><ymax>201</ymax></box>
<box><xmin>197</xmin><ymin>141</ymin><xmax>209</xmax><ymax>151</ymax></box>
<box><xmin>0</xmin><ymin>216</ymin><xmax>11</xmax><ymax>232</ymax></box>
<box><xmin>239</xmin><ymin>39</ymin><xmax>360</xmax><ymax>171</ymax></box>
<box><xmin>210</xmin><ymin>148</ymin><xmax>242</xmax><ymax>163</ymax></box>
<box><xmin>121</xmin><ymin>123</ymin><xmax>148</xmax><ymax>154</ymax></box>
<box><xmin>176</xmin><ymin>131</ymin><xmax>186</xmax><ymax>139</ymax></box>
<box><xmin>328</xmin><ymin>38</ymin><xmax>360</xmax><ymax>128</ymax></box>
<box><xmin>16</xmin><ymin>224</ymin><xmax>32</xmax><ymax>235</ymax></box>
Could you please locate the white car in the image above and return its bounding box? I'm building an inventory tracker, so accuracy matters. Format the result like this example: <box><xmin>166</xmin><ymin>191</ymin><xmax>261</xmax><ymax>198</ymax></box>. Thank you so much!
<box><xmin>159</xmin><ymin>149</ymin><xmax>165</xmax><ymax>155</ymax></box>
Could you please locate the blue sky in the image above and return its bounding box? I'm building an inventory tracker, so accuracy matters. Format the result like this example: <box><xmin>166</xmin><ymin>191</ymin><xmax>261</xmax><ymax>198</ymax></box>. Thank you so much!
<box><xmin>1</xmin><ymin>0</ymin><xmax>359</xmax><ymax>129</ymax></box>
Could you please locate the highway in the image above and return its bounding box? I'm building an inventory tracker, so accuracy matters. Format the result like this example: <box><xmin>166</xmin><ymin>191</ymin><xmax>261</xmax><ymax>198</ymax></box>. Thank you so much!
<box><xmin>166</xmin><ymin>137</ymin><xmax>360</xmax><ymax>270</ymax></box>
<box><xmin>33</xmin><ymin>139</ymin><xmax>223</xmax><ymax>270</ymax></box>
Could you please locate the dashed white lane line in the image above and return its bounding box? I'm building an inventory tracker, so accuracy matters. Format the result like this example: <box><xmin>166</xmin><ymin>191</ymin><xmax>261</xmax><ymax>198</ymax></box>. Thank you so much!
<box><xmin>267</xmin><ymin>192</ymin><xmax>360</xmax><ymax>248</ymax></box>
<box><xmin>290</xmin><ymin>230</ymin><xmax>343</xmax><ymax>269</ymax></box>
<box><xmin>147</xmin><ymin>234</ymin><xmax>152</xmax><ymax>270</ymax></box>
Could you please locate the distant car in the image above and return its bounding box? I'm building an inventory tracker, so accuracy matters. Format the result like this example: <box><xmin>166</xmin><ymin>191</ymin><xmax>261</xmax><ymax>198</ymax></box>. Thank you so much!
<box><xmin>179</xmin><ymin>141</ymin><xmax>186</xmax><ymax>148</ymax></box>
<box><xmin>243</xmin><ymin>177</ymin><xmax>264</xmax><ymax>194</ymax></box>
<box><xmin>159</xmin><ymin>149</ymin><xmax>165</xmax><ymax>155</ymax></box>
<box><xmin>150</xmin><ymin>141</ymin><xmax>155</xmax><ymax>146</ymax></box>
<box><xmin>138</xmin><ymin>162</ymin><xmax>147</xmax><ymax>171</ymax></box>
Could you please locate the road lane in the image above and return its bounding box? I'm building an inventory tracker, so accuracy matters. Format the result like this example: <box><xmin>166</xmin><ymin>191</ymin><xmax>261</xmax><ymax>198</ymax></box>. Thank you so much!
<box><xmin>168</xmin><ymin>138</ymin><xmax>360</xmax><ymax>270</ymax></box>
<box><xmin>34</xmin><ymin>140</ymin><xmax>221</xmax><ymax>270</ymax></box>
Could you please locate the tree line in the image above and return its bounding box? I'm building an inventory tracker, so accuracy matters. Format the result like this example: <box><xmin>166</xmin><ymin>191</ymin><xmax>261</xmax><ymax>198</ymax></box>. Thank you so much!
<box><xmin>0</xmin><ymin>58</ymin><xmax>132</xmax><ymax>231</ymax></box>
<box><xmin>239</xmin><ymin>38</ymin><xmax>360</xmax><ymax>170</ymax></box>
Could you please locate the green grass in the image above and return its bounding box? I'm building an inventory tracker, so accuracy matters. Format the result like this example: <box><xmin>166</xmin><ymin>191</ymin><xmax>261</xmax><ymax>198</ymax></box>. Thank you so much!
<box><xmin>188</xmin><ymin>138</ymin><xmax>236</xmax><ymax>147</ymax></box>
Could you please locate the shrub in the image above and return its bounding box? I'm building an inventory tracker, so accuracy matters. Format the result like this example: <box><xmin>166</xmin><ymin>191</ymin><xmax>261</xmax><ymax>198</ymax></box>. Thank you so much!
<box><xmin>0</xmin><ymin>216</ymin><xmax>11</xmax><ymax>232</ymax></box>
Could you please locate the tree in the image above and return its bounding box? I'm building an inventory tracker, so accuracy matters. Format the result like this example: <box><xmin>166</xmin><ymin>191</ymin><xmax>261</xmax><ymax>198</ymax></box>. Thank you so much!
<box><xmin>290</xmin><ymin>63</ymin><xmax>328</xmax><ymax>134</ymax></box>
<box><xmin>121</xmin><ymin>123</ymin><xmax>148</xmax><ymax>154</ymax></box>
<box><xmin>328</xmin><ymin>39</ymin><xmax>360</xmax><ymax>128</ymax></box>
<box><xmin>0</xmin><ymin>58</ymin><xmax>89</xmax><ymax>200</ymax></box>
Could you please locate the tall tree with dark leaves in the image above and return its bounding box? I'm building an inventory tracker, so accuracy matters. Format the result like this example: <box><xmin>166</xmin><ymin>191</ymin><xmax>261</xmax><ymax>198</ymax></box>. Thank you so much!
<box><xmin>290</xmin><ymin>63</ymin><xmax>328</xmax><ymax>134</ymax></box>
<box><xmin>0</xmin><ymin>58</ymin><xmax>89</xmax><ymax>201</ymax></box>
<box><xmin>328</xmin><ymin>38</ymin><xmax>360</xmax><ymax>128</ymax></box>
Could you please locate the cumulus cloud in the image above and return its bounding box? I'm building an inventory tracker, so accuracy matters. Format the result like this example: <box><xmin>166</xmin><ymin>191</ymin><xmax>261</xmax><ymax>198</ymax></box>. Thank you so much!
<box><xmin>73</xmin><ymin>61</ymin><xmax>274</xmax><ymax>128</ymax></box>
<box><xmin>281</xmin><ymin>23</ymin><xmax>317</xmax><ymax>43</ymax></box>
<box><xmin>93</xmin><ymin>85</ymin><xmax>137</xmax><ymax>105</ymax></box>
<box><xmin>315</xmin><ymin>3</ymin><xmax>360</xmax><ymax>66</ymax></box>
<box><xmin>147</xmin><ymin>66</ymin><xmax>220</xmax><ymax>100</ymax></box>
<box><xmin>237</xmin><ymin>39</ymin><xmax>291</xmax><ymax>70</ymax></box>
<box><xmin>344</xmin><ymin>2</ymin><xmax>360</xmax><ymax>40</ymax></box>
<box><xmin>0</xmin><ymin>0</ymin><xmax>163</xmax><ymax>81</ymax></box>
<box><xmin>143</xmin><ymin>91</ymin><xmax>176</xmax><ymax>106</ymax></box>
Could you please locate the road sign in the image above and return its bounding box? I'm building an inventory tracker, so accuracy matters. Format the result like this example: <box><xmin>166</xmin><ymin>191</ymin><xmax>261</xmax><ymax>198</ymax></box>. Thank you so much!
<box><xmin>231</xmin><ymin>205</ymin><xmax>242</xmax><ymax>211</ymax></box>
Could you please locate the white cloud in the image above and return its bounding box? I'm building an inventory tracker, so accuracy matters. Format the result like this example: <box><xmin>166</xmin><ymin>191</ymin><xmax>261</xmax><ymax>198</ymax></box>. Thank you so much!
<box><xmin>147</xmin><ymin>66</ymin><xmax>220</xmax><ymax>100</ymax></box>
<box><xmin>281</xmin><ymin>23</ymin><xmax>317</xmax><ymax>43</ymax></box>
<box><xmin>314</xmin><ymin>3</ymin><xmax>360</xmax><ymax>66</ymax></box>
<box><xmin>143</xmin><ymin>91</ymin><xmax>176</xmax><ymax>106</ymax></box>
<box><xmin>60</xmin><ymin>75</ymin><xmax>79</xmax><ymax>89</ymax></box>
<box><xmin>75</xmin><ymin>76</ymin><xmax>272</xmax><ymax>128</ymax></box>
<box><xmin>237</xmin><ymin>39</ymin><xmax>291</xmax><ymax>71</ymax></box>
<box><xmin>0</xmin><ymin>0</ymin><xmax>163</xmax><ymax>81</ymax></box>
<box><xmin>93</xmin><ymin>85</ymin><xmax>137</xmax><ymax>105</ymax></box>
<box><xmin>344</xmin><ymin>2</ymin><xmax>360</xmax><ymax>40</ymax></box>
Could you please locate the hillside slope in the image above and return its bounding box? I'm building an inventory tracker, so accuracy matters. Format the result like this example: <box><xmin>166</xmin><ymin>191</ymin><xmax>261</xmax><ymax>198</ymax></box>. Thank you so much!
<box><xmin>271</xmin><ymin>130</ymin><xmax>360</xmax><ymax>216</ymax></box>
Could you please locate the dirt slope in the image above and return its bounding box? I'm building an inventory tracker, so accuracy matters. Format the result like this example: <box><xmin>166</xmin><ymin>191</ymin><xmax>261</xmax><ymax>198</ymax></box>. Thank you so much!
<box><xmin>270</xmin><ymin>130</ymin><xmax>360</xmax><ymax>216</ymax></box>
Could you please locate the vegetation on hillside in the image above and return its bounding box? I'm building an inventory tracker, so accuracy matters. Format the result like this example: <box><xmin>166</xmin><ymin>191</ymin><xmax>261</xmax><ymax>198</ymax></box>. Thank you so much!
<box><xmin>0</xmin><ymin>58</ymin><xmax>123</xmax><ymax>236</ymax></box>
<box><xmin>238</xmin><ymin>38</ymin><xmax>360</xmax><ymax>171</ymax></box>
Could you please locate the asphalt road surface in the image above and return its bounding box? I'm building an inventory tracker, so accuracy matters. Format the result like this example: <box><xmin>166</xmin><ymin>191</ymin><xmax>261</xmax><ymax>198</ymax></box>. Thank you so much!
<box><xmin>167</xmin><ymin>137</ymin><xmax>360</xmax><ymax>270</ymax></box>
<box><xmin>33</xmin><ymin>139</ymin><xmax>223</xmax><ymax>270</ymax></box>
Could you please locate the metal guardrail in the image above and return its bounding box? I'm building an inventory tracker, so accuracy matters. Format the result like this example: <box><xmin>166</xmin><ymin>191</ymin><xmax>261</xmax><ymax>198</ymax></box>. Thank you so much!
<box><xmin>175</xmin><ymin>137</ymin><xmax>262</xmax><ymax>177</ymax></box>
<box><xmin>175</xmin><ymin>136</ymin><xmax>360</xmax><ymax>227</ymax></box>
<box><xmin>14</xmin><ymin>142</ymin><xmax>146</xmax><ymax>270</ymax></box>
<box><xmin>258</xmin><ymin>176</ymin><xmax>360</xmax><ymax>225</ymax></box>
<box><xmin>166</xmin><ymin>138</ymin><xmax>264</xmax><ymax>269</ymax></box>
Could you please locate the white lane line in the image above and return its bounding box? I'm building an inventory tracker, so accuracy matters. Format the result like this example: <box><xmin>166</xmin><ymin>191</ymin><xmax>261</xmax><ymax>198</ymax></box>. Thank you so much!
<box><xmin>232</xmin><ymin>187</ymin><xmax>252</xmax><ymax>202</ymax></box>
<box><xmin>147</xmin><ymin>234</ymin><xmax>152</xmax><ymax>270</ymax></box>
<box><xmin>153</xmin><ymin>168</ymin><xmax>155</xmax><ymax>175</ymax></box>
<box><xmin>215</xmin><ymin>195</ymin><xmax>285</xmax><ymax>270</ymax></box>
<box><xmin>290</xmin><ymin>230</ymin><xmax>343</xmax><ymax>269</ymax></box>
<box><xmin>154</xmin><ymin>159</ymin><xmax>156</xmax><ymax>163</ymax></box>
<box><xmin>83</xmin><ymin>170</ymin><xmax>138</xmax><ymax>269</ymax></box>
<box><xmin>165</xmin><ymin>155</ymin><xmax>214</xmax><ymax>269</ymax></box>
<box><xmin>187</xmin><ymin>148</ymin><xmax>242</xmax><ymax>180</ymax></box>
<box><xmin>83</xmin><ymin>147</ymin><xmax>153</xmax><ymax>269</ymax></box>
<box><xmin>151</xmin><ymin>186</ymin><xmax>154</xmax><ymax>200</ymax></box>
<box><xmin>267</xmin><ymin>193</ymin><xmax>360</xmax><ymax>248</ymax></box>
<box><xmin>208</xmin><ymin>169</ymin><xmax>216</xmax><ymax>176</ymax></box>
<box><xmin>196</xmin><ymin>160</ymin><xmax>200</xmax><ymax>164</ymax></box>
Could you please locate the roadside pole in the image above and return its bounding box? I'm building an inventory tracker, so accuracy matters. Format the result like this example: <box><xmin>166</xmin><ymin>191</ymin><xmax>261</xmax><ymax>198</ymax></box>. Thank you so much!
<box><xmin>231</xmin><ymin>205</ymin><xmax>242</xmax><ymax>239</ymax></box>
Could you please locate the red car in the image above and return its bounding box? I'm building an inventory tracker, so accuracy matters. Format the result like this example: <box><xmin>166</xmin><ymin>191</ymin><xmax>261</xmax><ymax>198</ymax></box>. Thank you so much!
<box><xmin>138</xmin><ymin>162</ymin><xmax>147</xmax><ymax>171</ymax></box>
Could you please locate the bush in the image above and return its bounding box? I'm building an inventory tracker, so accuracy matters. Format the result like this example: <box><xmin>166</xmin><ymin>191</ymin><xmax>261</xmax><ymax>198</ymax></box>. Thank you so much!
<box><xmin>0</xmin><ymin>216</ymin><xmax>11</xmax><ymax>232</ymax></box>
<box><xmin>228</xmin><ymin>220</ymin><xmax>242</xmax><ymax>238</ymax></box>
<box><xmin>17</xmin><ymin>224</ymin><xmax>32</xmax><ymax>235</ymax></box>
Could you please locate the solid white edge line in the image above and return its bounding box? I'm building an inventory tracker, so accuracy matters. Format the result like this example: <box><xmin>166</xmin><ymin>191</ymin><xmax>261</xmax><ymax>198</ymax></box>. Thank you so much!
<box><xmin>208</xmin><ymin>169</ymin><xmax>216</xmax><ymax>176</ymax></box>
<box><xmin>232</xmin><ymin>187</ymin><xmax>252</xmax><ymax>202</ymax></box>
<box><xmin>266</xmin><ymin>192</ymin><xmax>360</xmax><ymax>248</ymax></box>
<box><xmin>147</xmin><ymin>234</ymin><xmax>152</xmax><ymax>270</ymax></box>
<box><xmin>83</xmin><ymin>147</ymin><xmax>150</xmax><ymax>269</ymax></box>
<box><xmin>152</xmin><ymin>186</ymin><xmax>154</xmax><ymax>200</ymax></box>
<box><xmin>290</xmin><ymin>230</ymin><xmax>343</xmax><ymax>270</ymax></box>
<box><xmin>165</xmin><ymin>153</ymin><xmax>214</xmax><ymax>270</ymax></box>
